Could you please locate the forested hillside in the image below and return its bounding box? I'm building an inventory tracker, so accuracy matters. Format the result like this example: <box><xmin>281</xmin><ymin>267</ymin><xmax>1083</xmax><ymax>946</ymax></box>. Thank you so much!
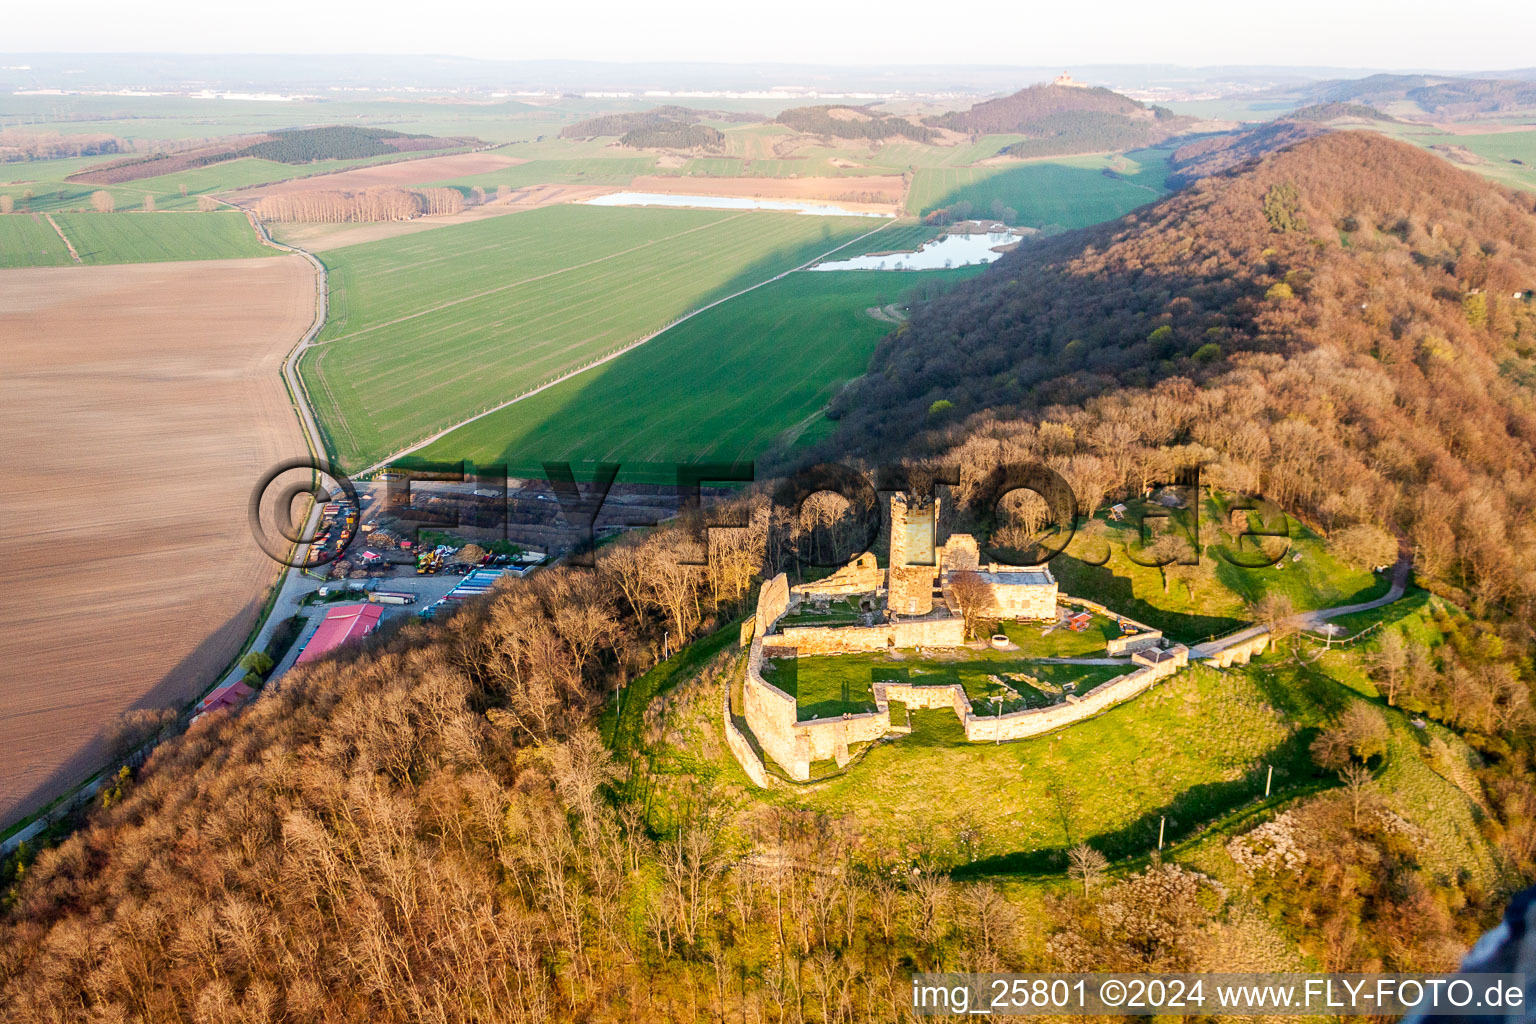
<box><xmin>829</xmin><ymin>132</ymin><xmax>1536</xmax><ymax>625</ymax></box>
<box><xmin>1165</xmin><ymin>119</ymin><xmax>1329</xmax><ymax>187</ymax></box>
<box><xmin>775</xmin><ymin>104</ymin><xmax>936</xmax><ymax>142</ymax></box>
<box><xmin>4</xmin><ymin>130</ymin><xmax>1535</xmax><ymax>1024</ymax></box>
<box><xmin>927</xmin><ymin>82</ymin><xmax>1188</xmax><ymax>156</ymax></box>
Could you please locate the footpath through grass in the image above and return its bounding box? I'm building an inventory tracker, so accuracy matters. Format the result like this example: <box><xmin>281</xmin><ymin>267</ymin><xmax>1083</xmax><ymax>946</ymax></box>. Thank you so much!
<box><xmin>1047</xmin><ymin>496</ymin><xmax>1389</xmax><ymax>644</ymax></box>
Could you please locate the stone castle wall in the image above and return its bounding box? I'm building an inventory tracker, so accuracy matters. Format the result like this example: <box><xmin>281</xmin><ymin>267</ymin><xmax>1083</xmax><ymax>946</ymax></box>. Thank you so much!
<box><xmin>962</xmin><ymin>645</ymin><xmax>1189</xmax><ymax>742</ymax></box>
<box><xmin>1205</xmin><ymin>631</ymin><xmax>1271</xmax><ymax>667</ymax></box>
<box><xmin>729</xmin><ymin>560</ymin><xmax>1200</xmax><ymax>785</ymax></box>
<box><xmin>755</xmin><ymin>573</ymin><xmax>790</xmax><ymax>639</ymax></box>
<box><xmin>791</xmin><ymin>552</ymin><xmax>881</xmax><ymax>597</ymax></box>
<box><xmin>722</xmin><ymin>680</ymin><xmax>769</xmax><ymax>787</ymax></box>
<box><xmin>778</xmin><ymin>615</ymin><xmax>966</xmax><ymax>655</ymax></box>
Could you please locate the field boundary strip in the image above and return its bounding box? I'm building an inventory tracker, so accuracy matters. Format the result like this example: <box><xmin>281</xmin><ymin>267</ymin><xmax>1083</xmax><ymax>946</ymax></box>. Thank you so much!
<box><xmin>311</xmin><ymin>212</ymin><xmax>753</xmax><ymax>348</ymax></box>
<box><xmin>44</xmin><ymin>214</ymin><xmax>82</xmax><ymax>264</ymax></box>
<box><xmin>356</xmin><ymin>216</ymin><xmax>899</xmax><ymax>476</ymax></box>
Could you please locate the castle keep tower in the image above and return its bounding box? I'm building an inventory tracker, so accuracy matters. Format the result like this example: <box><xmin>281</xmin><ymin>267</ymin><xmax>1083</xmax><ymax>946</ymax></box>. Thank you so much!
<box><xmin>887</xmin><ymin>493</ymin><xmax>939</xmax><ymax>617</ymax></box>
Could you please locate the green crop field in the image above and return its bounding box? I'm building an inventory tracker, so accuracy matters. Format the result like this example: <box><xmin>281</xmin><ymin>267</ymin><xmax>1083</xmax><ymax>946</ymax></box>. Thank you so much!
<box><xmin>48</xmin><ymin>211</ymin><xmax>273</xmax><ymax>264</ymax></box>
<box><xmin>302</xmin><ymin>204</ymin><xmax>881</xmax><ymax>470</ymax></box>
<box><xmin>1371</xmin><ymin>123</ymin><xmax>1536</xmax><ymax>192</ymax></box>
<box><xmin>907</xmin><ymin>149</ymin><xmax>1173</xmax><ymax>228</ymax></box>
<box><xmin>406</xmin><ymin>266</ymin><xmax>980</xmax><ymax>479</ymax></box>
<box><xmin>0</xmin><ymin>214</ymin><xmax>74</xmax><ymax>267</ymax></box>
<box><xmin>816</xmin><ymin>222</ymin><xmax>943</xmax><ymax>261</ymax></box>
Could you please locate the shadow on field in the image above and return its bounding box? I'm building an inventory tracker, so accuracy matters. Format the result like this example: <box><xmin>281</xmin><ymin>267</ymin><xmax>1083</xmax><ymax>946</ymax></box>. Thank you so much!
<box><xmin>3</xmin><ymin>597</ymin><xmax>262</xmax><ymax>834</ymax></box>
<box><xmin>951</xmin><ymin>727</ymin><xmax>1328</xmax><ymax>878</ymax></box>
<box><xmin>394</xmin><ymin>225</ymin><xmax>911</xmax><ymax>483</ymax></box>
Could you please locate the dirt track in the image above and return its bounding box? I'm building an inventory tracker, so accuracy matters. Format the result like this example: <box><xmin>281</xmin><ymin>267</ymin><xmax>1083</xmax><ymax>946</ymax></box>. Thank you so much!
<box><xmin>0</xmin><ymin>257</ymin><xmax>314</xmax><ymax>827</ymax></box>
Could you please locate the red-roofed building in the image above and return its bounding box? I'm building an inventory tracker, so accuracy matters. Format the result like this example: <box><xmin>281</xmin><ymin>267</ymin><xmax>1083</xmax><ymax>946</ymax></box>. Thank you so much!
<box><xmin>297</xmin><ymin>603</ymin><xmax>384</xmax><ymax>664</ymax></box>
<box><xmin>191</xmin><ymin>678</ymin><xmax>257</xmax><ymax>723</ymax></box>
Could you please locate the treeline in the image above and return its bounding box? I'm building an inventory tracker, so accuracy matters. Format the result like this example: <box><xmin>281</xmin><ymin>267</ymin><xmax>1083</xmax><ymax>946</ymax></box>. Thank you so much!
<box><xmin>1289</xmin><ymin>102</ymin><xmax>1390</xmax><ymax>122</ymax></box>
<box><xmin>254</xmin><ymin>186</ymin><xmax>465</xmax><ymax>222</ymax></box>
<box><xmin>226</xmin><ymin>126</ymin><xmax>470</xmax><ymax>164</ymax></box>
<box><xmin>619</xmin><ymin>121</ymin><xmax>724</xmax><ymax>150</ymax></box>
<box><xmin>0</xmin><ymin>130</ymin><xmax>125</xmax><ymax>163</ymax></box>
<box><xmin>775</xmin><ymin>105</ymin><xmax>937</xmax><ymax>142</ymax></box>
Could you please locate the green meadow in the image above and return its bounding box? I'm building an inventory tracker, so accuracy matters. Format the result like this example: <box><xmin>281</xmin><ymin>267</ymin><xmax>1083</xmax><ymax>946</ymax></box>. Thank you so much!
<box><xmin>52</xmin><ymin>211</ymin><xmax>273</xmax><ymax>263</ymax></box>
<box><xmin>907</xmin><ymin>148</ymin><xmax>1174</xmax><ymax>227</ymax></box>
<box><xmin>0</xmin><ymin>214</ymin><xmax>74</xmax><ymax>267</ymax></box>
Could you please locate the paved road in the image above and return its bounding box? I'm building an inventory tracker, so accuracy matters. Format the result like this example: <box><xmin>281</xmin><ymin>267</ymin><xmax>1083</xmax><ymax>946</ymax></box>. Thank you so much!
<box><xmin>204</xmin><ymin>207</ymin><xmax>336</xmax><ymax>697</ymax></box>
<box><xmin>1188</xmin><ymin>555</ymin><xmax>1412</xmax><ymax>659</ymax></box>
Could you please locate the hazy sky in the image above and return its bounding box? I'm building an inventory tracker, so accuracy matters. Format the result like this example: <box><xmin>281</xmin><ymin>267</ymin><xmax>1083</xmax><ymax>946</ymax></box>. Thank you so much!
<box><xmin>9</xmin><ymin>0</ymin><xmax>1531</xmax><ymax>71</ymax></box>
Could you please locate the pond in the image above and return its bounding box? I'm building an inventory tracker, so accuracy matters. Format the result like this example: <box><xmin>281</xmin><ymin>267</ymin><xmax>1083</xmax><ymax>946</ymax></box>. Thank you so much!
<box><xmin>810</xmin><ymin>229</ymin><xmax>1022</xmax><ymax>271</ymax></box>
<box><xmin>582</xmin><ymin>191</ymin><xmax>893</xmax><ymax>218</ymax></box>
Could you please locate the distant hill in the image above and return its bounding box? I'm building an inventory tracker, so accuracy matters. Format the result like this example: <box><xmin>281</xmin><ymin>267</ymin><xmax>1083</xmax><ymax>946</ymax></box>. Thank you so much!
<box><xmin>561</xmin><ymin>105</ymin><xmax>760</xmax><ymax>141</ymax></box>
<box><xmin>1165</xmin><ymin>104</ymin><xmax>1395</xmax><ymax>188</ymax></box>
<box><xmin>775</xmin><ymin>104</ymin><xmax>936</xmax><ymax>143</ymax></box>
<box><xmin>1295</xmin><ymin>74</ymin><xmax>1536</xmax><ymax>118</ymax></box>
<box><xmin>1289</xmin><ymin>102</ymin><xmax>1391</xmax><ymax>122</ymax></box>
<box><xmin>926</xmin><ymin>82</ymin><xmax>1193</xmax><ymax>158</ymax></box>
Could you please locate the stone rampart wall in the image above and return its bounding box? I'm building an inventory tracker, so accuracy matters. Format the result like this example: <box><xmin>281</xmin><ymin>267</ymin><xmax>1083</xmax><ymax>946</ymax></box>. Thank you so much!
<box><xmin>722</xmin><ymin>681</ymin><xmax>770</xmax><ymax>788</ymax></box>
<box><xmin>742</xmin><ymin>639</ymin><xmax>807</xmax><ymax>779</ymax></box>
<box><xmin>961</xmin><ymin>646</ymin><xmax>1189</xmax><ymax>742</ymax></box>
<box><xmin>778</xmin><ymin>615</ymin><xmax>966</xmax><ymax>655</ymax></box>
<box><xmin>1206</xmin><ymin>631</ymin><xmax>1271</xmax><ymax>667</ymax></box>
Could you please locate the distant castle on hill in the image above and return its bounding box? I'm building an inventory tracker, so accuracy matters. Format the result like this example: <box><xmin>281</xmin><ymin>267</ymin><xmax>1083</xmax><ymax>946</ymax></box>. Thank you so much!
<box><xmin>1053</xmin><ymin>73</ymin><xmax>1088</xmax><ymax>88</ymax></box>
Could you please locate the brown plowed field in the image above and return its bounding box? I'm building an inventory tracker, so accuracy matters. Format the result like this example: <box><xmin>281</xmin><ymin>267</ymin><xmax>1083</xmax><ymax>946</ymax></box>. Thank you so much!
<box><xmin>0</xmin><ymin>256</ymin><xmax>314</xmax><ymax>827</ymax></box>
<box><xmin>234</xmin><ymin>151</ymin><xmax>527</xmax><ymax>199</ymax></box>
<box><xmin>628</xmin><ymin>173</ymin><xmax>906</xmax><ymax>209</ymax></box>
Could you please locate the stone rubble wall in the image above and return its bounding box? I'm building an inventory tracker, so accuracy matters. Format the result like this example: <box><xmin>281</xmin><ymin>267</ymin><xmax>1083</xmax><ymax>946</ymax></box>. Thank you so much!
<box><xmin>791</xmin><ymin>552</ymin><xmax>882</xmax><ymax>597</ymax></box>
<box><xmin>754</xmin><ymin>572</ymin><xmax>790</xmax><ymax>639</ymax></box>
